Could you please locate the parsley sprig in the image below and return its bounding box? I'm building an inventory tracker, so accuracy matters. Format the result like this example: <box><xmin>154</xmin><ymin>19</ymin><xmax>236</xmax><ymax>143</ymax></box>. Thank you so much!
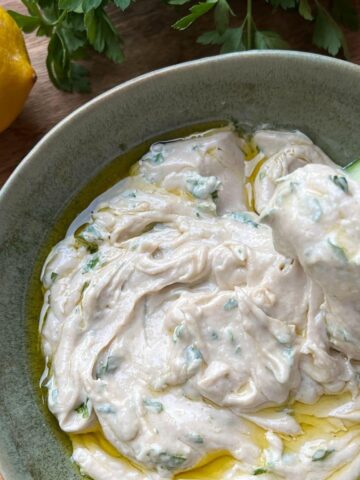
<box><xmin>8</xmin><ymin>0</ymin><xmax>132</xmax><ymax>92</ymax></box>
<box><xmin>7</xmin><ymin>0</ymin><xmax>359</xmax><ymax>92</ymax></box>
<box><xmin>173</xmin><ymin>0</ymin><xmax>358</xmax><ymax>55</ymax></box>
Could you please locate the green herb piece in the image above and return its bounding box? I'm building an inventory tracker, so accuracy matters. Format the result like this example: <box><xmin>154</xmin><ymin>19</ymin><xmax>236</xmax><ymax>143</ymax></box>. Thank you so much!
<box><xmin>186</xmin><ymin>174</ymin><xmax>220</xmax><ymax>200</ymax></box>
<box><xmin>97</xmin><ymin>403</ymin><xmax>116</xmax><ymax>413</ymax></box>
<box><xmin>254</xmin><ymin>30</ymin><xmax>289</xmax><ymax>49</ymax></box>
<box><xmin>7</xmin><ymin>11</ymin><xmax>41</xmax><ymax>33</ymax></box>
<box><xmin>9</xmin><ymin>0</ymin><xmax>358</xmax><ymax>92</ymax></box>
<box><xmin>229</xmin><ymin>212</ymin><xmax>259</xmax><ymax>228</ymax></box>
<box><xmin>308</xmin><ymin>197</ymin><xmax>322</xmax><ymax>222</ymax></box>
<box><xmin>312</xmin><ymin>448</ymin><xmax>335</xmax><ymax>462</ymax></box>
<box><xmin>282</xmin><ymin>346</ymin><xmax>294</xmax><ymax>360</ymax></box>
<box><xmin>143</xmin><ymin>151</ymin><xmax>165</xmax><ymax>165</ymax></box>
<box><xmin>209</xmin><ymin>330</ymin><xmax>219</xmax><ymax>340</ymax></box>
<box><xmin>214</xmin><ymin>0</ymin><xmax>233</xmax><ymax>34</ymax></box>
<box><xmin>143</xmin><ymin>398</ymin><xmax>164</xmax><ymax>414</ymax></box>
<box><xmin>253</xmin><ymin>467</ymin><xmax>267</xmax><ymax>475</ymax></box>
<box><xmin>197</xmin><ymin>27</ymin><xmax>245</xmax><ymax>53</ymax></box>
<box><xmin>299</xmin><ymin>0</ymin><xmax>313</xmax><ymax>20</ymax></box>
<box><xmin>96</xmin><ymin>355</ymin><xmax>121</xmax><ymax>378</ymax></box>
<box><xmin>83</xmin><ymin>254</ymin><xmax>100</xmax><ymax>272</ymax></box>
<box><xmin>75</xmin><ymin>224</ymin><xmax>102</xmax><ymax>253</ymax></box>
<box><xmin>185</xmin><ymin>345</ymin><xmax>203</xmax><ymax>365</ymax></box>
<box><xmin>188</xmin><ymin>433</ymin><xmax>204</xmax><ymax>444</ymax></box>
<box><xmin>331</xmin><ymin>175</ymin><xmax>349</xmax><ymax>193</ymax></box>
<box><xmin>122</xmin><ymin>190</ymin><xmax>137</xmax><ymax>198</ymax></box>
<box><xmin>51</xmin><ymin>272</ymin><xmax>58</xmax><ymax>281</ymax></box>
<box><xmin>173</xmin><ymin>324</ymin><xmax>185</xmax><ymax>343</ymax></box>
<box><xmin>225</xmin><ymin>327</ymin><xmax>235</xmax><ymax>343</ymax></box>
<box><xmin>114</xmin><ymin>0</ymin><xmax>132</xmax><ymax>11</ymax></box>
<box><xmin>224</xmin><ymin>297</ymin><xmax>238</xmax><ymax>311</ymax></box>
<box><xmin>327</xmin><ymin>239</ymin><xmax>348</xmax><ymax>262</ymax></box>
<box><xmin>211</xmin><ymin>190</ymin><xmax>219</xmax><ymax>201</ymax></box>
<box><xmin>155</xmin><ymin>452</ymin><xmax>187</xmax><ymax>470</ymax></box>
<box><xmin>313</xmin><ymin>2</ymin><xmax>348</xmax><ymax>58</ymax></box>
<box><xmin>173</xmin><ymin>1</ymin><xmax>217</xmax><ymax>30</ymax></box>
<box><xmin>75</xmin><ymin>399</ymin><xmax>90</xmax><ymax>418</ymax></box>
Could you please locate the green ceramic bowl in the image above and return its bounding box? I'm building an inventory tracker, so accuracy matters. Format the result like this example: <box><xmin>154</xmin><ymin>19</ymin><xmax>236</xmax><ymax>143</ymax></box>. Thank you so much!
<box><xmin>1</xmin><ymin>51</ymin><xmax>360</xmax><ymax>480</ymax></box>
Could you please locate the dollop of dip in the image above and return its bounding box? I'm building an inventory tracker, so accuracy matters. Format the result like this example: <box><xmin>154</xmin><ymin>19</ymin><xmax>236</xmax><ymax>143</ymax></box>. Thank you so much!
<box><xmin>40</xmin><ymin>126</ymin><xmax>360</xmax><ymax>480</ymax></box>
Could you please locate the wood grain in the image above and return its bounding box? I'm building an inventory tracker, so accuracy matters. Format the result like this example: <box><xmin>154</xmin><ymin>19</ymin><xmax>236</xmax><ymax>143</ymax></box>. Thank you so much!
<box><xmin>1</xmin><ymin>0</ymin><xmax>360</xmax><ymax>186</ymax></box>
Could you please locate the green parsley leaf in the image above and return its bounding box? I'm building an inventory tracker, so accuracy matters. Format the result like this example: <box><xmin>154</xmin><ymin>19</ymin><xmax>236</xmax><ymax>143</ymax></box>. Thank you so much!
<box><xmin>84</xmin><ymin>8</ymin><xmax>124</xmax><ymax>63</ymax></box>
<box><xmin>7</xmin><ymin>11</ymin><xmax>41</xmax><ymax>33</ymax></box>
<box><xmin>313</xmin><ymin>3</ymin><xmax>348</xmax><ymax>58</ymax></box>
<box><xmin>197</xmin><ymin>27</ymin><xmax>245</xmax><ymax>52</ymax></box>
<box><xmin>299</xmin><ymin>0</ymin><xmax>313</xmax><ymax>20</ymax></box>
<box><xmin>113</xmin><ymin>0</ymin><xmax>133</xmax><ymax>10</ymax></box>
<box><xmin>173</xmin><ymin>1</ymin><xmax>217</xmax><ymax>30</ymax></box>
<box><xmin>58</xmin><ymin>26</ymin><xmax>87</xmax><ymax>54</ymax></box>
<box><xmin>214</xmin><ymin>0</ymin><xmax>233</xmax><ymax>34</ymax></box>
<box><xmin>50</xmin><ymin>272</ymin><xmax>58</xmax><ymax>281</ymax></box>
<box><xmin>58</xmin><ymin>0</ymin><xmax>83</xmax><ymax>11</ymax></box>
<box><xmin>143</xmin><ymin>398</ymin><xmax>164</xmax><ymax>413</ymax></box>
<box><xmin>254</xmin><ymin>30</ymin><xmax>289</xmax><ymax>49</ymax></box>
<box><xmin>82</xmin><ymin>0</ymin><xmax>103</xmax><ymax>13</ymax></box>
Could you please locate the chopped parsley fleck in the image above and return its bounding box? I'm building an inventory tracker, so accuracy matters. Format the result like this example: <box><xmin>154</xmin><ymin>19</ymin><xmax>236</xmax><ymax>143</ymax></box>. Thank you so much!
<box><xmin>209</xmin><ymin>330</ymin><xmax>219</xmax><ymax>340</ymax></box>
<box><xmin>331</xmin><ymin>175</ymin><xmax>349</xmax><ymax>194</ymax></box>
<box><xmin>253</xmin><ymin>467</ymin><xmax>267</xmax><ymax>475</ymax></box>
<box><xmin>83</xmin><ymin>254</ymin><xmax>100</xmax><ymax>273</ymax></box>
<box><xmin>327</xmin><ymin>239</ymin><xmax>348</xmax><ymax>262</ymax></box>
<box><xmin>156</xmin><ymin>452</ymin><xmax>186</xmax><ymax>470</ymax></box>
<box><xmin>97</xmin><ymin>403</ymin><xmax>116</xmax><ymax>414</ymax></box>
<box><xmin>308</xmin><ymin>197</ymin><xmax>322</xmax><ymax>222</ymax></box>
<box><xmin>143</xmin><ymin>398</ymin><xmax>164</xmax><ymax>414</ymax></box>
<box><xmin>185</xmin><ymin>345</ymin><xmax>203</xmax><ymax>364</ymax></box>
<box><xmin>211</xmin><ymin>190</ymin><xmax>219</xmax><ymax>200</ymax></box>
<box><xmin>188</xmin><ymin>433</ymin><xmax>204</xmax><ymax>444</ymax></box>
<box><xmin>96</xmin><ymin>355</ymin><xmax>121</xmax><ymax>378</ymax></box>
<box><xmin>144</xmin><ymin>151</ymin><xmax>165</xmax><ymax>165</ymax></box>
<box><xmin>75</xmin><ymin>399</ymin><xmax>90</xmax><ymax>419</ymax></box>
<box><xmin>312</xmin><ymin>448</ymin><xmax>334</xmax><ymax>462</ymax></box>
<box><xmin>229</xmin><ymin>212</ymin><xmax>259</xmax><ymax>228</ymax></box>
<box><xmin>224</xmin><ymin>298</ymin><xmax>238</xmax><ymax>311</ymax></box>
<box><xmin>50</xmin><ymin>272</ymin><xmax>58</xmax><ymax>281</ymax></box>
<box><xmin>74</xmin><ymin>224</ymin><xmax>101</xmax><ymax>253</ymax></box>
<box><xmin>173</xmin><ymin>324</ymin><xmax>185</xmax><ymax>343</ymax></box>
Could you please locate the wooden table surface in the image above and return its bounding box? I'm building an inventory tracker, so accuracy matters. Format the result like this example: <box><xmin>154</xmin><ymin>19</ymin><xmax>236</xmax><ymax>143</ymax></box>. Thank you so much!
<box><xmin>0</xmin><ymin>2</ymin><xmax>360</xmax><ymax>479</ymax></box>
<box><xmin>1</xmin><ymin>0</ymin><xmax>360</xmax><ymax>187</ymax></box>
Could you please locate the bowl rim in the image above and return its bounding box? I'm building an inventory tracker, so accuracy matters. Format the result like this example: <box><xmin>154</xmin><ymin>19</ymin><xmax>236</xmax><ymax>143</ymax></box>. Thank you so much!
<box><xmin>1</xmin><ymin>50</ymin><xmax>360</xmax><ymax>204</ymax></box>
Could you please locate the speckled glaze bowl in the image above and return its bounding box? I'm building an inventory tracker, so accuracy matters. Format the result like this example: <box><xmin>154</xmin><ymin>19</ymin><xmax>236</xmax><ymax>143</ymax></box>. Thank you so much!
<box><xmin>1</xmin><ymin>52</ymin><xmax>360</xmax><ymax>480</ymax></box>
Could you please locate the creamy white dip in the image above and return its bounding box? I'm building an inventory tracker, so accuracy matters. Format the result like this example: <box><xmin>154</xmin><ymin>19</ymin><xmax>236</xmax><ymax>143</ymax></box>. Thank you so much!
<box><xmin>40</xmin><ymin>126</ymin><xmax>360</xmax><ymax>480</ymax></box>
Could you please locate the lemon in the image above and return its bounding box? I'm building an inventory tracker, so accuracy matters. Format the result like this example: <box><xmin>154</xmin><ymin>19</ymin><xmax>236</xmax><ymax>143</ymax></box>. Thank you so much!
<box><xmin>0</xmin><ymin>6</ymin><xmax>36</xmax><ymax>133</ymax></box>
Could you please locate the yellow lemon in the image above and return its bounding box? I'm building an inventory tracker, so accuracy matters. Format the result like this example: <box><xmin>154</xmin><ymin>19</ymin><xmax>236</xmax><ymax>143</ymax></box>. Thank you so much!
<box><xmin>0</xmin><ymin>6</ymin><xmax>36</xmax><ymax>133</ymax></box>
